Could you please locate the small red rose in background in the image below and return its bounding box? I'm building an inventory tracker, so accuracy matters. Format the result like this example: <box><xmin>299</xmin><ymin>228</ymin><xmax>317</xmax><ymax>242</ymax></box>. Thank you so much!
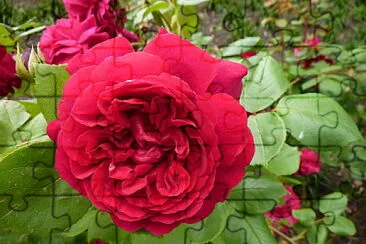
<box><xmin>0</xmin><ymin>45</ymin><xmax>22</xmax><ymax>97</ymax></box>
<box><xmin>294</xmin><ymin>37</ymin><xmax>334</xmax><ymax>69</ymax></box>
<box><xmin>240</xmin><ymin>51</ymin><xmax>257</xmax><ymax>59</ymax></box>
<box><xmin>296</xmin><ymin>149</ymin><xmax>321</xmax><ymax>176</ymax></box>
<box><xmin>47</xmin><ymin>29</ymin><xmax>255</xmax><ymax>235</ymax></box>
<box><xmin>40</xmin><ymin>0</ymin><xmax>138</xmax><ymax>65</ymax></box>
<box><xmin>265</xmin><ymin>186</ymin><xmax>301</xmax><ymax>232</ymax></box>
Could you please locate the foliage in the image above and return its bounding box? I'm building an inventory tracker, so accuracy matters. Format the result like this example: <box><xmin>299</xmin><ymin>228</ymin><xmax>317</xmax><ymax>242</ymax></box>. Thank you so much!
<box><xmin>0</xmin><ymin>0</ymin><xmax>365</xmax><ymax>243</ymax></box>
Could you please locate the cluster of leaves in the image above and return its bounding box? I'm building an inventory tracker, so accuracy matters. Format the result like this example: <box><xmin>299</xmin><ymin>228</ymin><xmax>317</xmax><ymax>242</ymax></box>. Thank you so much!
<box><xmin>0</xmin><ymin>0</ymin><xmax>365</xmax><ymax>244</ymax></box>
<box><xmin>0</xmin><ymin>0</ymin><xmax>66</xmax><ymax>27</ymax></box>
<box><xmin>207</xmin><ymin>0</ymin><xmax>366</xmax><ymax>48</ymax></box>
<box><xmin>219</xmin><ymin>35</ymin><xmax>364</xmax><ymax>242</ymax></box>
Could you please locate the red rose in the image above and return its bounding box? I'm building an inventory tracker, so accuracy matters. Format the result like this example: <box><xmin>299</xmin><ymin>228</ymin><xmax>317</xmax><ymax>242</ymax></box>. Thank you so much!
<box><xmin>297</xmin><ymin>149</ymin><xmax>321</xmax><ymax>176</ymax></box>
<box><xmin>63</xmin><ymin>0</ymin><xmax>114</xmax><ymax>25</ymax></box>
<box><xmin>62</xmin><ymin>0</ymin><xmax>138</xmax><ymax>42</ymax></box>
<box><xmin>265</xmin><ymin>186</ymin><xmax>301</xmax><ymax>232</ymax></box>
<box><xmin>240</xmin><ymin>51</ymin><xmax>256</xmax><ymax>59</ymax></box>
<box><xmin>307</xmin><ymin>37</ymin><xmax>322</xmax><ymax>47</ymax></box>
<box><xmin>0</xmin><ymin>45</ymin><xmax>22</xmax><ymax>97</ymax></box>
<box><xmin>47</xmin><ymin>29</ymin><xmax>254</xmax><ymax>235</ymax></box>
<box><xmin>40</xmin><ymin>15</ymin><xmax>111</xmax><ymax>64</ymax></box>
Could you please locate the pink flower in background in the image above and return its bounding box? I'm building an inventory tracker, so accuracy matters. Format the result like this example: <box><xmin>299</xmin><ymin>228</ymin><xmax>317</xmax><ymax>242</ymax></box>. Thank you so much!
<box><xmin>240</xmin><ymin>51</ymin><xmax>257</xmax><ymax>59</ymax></box>
<box><xmin>265</xmin><ymin>186</ymin><xmax>301</xmax><ymax>232</ymax></box>
<box><xmin>293</xmin><ymin>37</ymin><xmax>323</xmax><ymax>57</ymax></box>
<box><xmin>293</xmin><ymin>36</ymin><xmax>334</xmax><ymax>69</ymax></box>
<box><xmin>0</xmin><ymin>45</ymin><xmax>22</xmax><ymax>97</ymax></box>
<box><xmin>39</xmin><ymin>15</ymin><xmax>111</xmax><ymax>64</ymax></box>
<box><xmin>297</xmin><ymin>149</ymin><xmax>321</xmax><ymax>176</ymax></box>
<box><xmin>307</xmin><ymin>37</ymin><xmax>322</xmax><ymax>47</ymax></box>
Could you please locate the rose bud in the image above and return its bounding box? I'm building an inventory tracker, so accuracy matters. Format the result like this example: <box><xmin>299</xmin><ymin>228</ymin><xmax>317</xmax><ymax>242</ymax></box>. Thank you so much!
<box><xmin>15</xmin><ymin>46</ymin><xmax>42</xmax><ymax>82</ymax></box>
<box><xmin>265</xmin><ymin>185</ymin><xmax>301</xmax><ymax>232</ymax></box>
<box><xmin>47</xmin><ymin>28</ymin><xmax>255</xmax><ymax>235</ymax></box>
<box><xmin>296</xmin><ymin>149</ymin><xmax>321</xmax><ymax>176</ymax></box>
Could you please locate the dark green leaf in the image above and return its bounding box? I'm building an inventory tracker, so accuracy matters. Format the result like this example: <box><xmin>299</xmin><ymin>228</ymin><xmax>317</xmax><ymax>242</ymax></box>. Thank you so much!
<box><xmin>0</xmin><ymin>139</ymin><xmax>91</xmax><ymax>241</ymax></box>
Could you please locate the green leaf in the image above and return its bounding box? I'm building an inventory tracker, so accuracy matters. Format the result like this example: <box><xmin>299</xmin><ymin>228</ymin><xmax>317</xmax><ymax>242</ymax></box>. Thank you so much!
<box><xmin>276</xmin><ymin>93</ymin><xmax>363</xmax><ymax>147</ymax></box>
<box><xmin>212</xmin><ymin>211</ymin><xmax>276</xmax><ymax>244</ymax></box>
<box><xmin>177</xmin><ymin>0</ymin><xmax>209</xmax><ymax>5</ymax></box>
<box><xmin>18</xmin><ymin>100</ymin><xmax>41</xmax><ymax>118</ymax></box>
<box><xmin>228</xmin><ymin>175</ymin><xmax>287</xmax><ymax>214</ymax></box>
<box><xmin>326</xmin><ymin>216</ymin><xmax>356</xmax><ymax>236</ymax></box>
<box><xmin>34</xmin><ymin>63</ymin><xmax>70</xmax><ymax>122</ymax></box>
<box><xmin>0</xmin><ymin>100</ymin><xmax>31</xmax><ymax>153</ymax></box>
<box><xmin>88</xmin><ymin>211</ymin><xmax>130</xmax><ymax>244</ymax></box>
<box><xmin>175</xmin><ymin>5</ymin><xmax>198</xmax><ymax>38</ymax></box>
<box><xmin>292</xmin><ymin>208</ymin><xmax>316</xmax><ymax>226</ymax></box>
<box><xmin>0</xmin><ymin>24</ymin><xmax>15</xmax><ymax>48</ymax></box>
<box><xmin>275</xmin><ymin>19</ymin><xmax>288</xmax><ymax>28</ymax></box>
<box><xmin>14</xmin><ymin>26</ymin><xmax>46</xmax><ymax>41</ymax></box>
<box><xmin>131</xmin><ymin>202</ymin><xmax>230</xmax><ymax>244</ymax></box>
<box><xmin>277</xmin><ymin>176</ymin><xmax>303</xmax><ymax>185</ymax></box>
<box><xmin>222</xmin><ymin>37</ymin><xmax>260</xmax><ymax>57</ymax></box>
<box><xmin>143</xmin><ymin>1</ymin><xmax>171</xmax><ymax>19</ymax></box>
<box><xmin>248</xmin><ymin>112</ymin><xmax>287</xmax><ymax>166</ymax></box>
<box><xmin>266</xmin><ymin>144</ymin><xmax>300</xmax><ymax>175</ymax></box>
<box><xmin>64</xmin><ymin>209</ymin><xmax>97</xmax><ymax>237</ymax></box>
<box><xmin>241</xmin><ymin>56</ymin><xmax>288</xmax><ymax>112</ymax></box>
<box><xmin>0</xmin><ymin>139</ymin><xmax>91</xmax><ymax>241</ymax></box>
<box><xmin>0</xmin><ymin>228</ymin><xmax>33</xmax><ymax>244</ymax></box>
<box><xmin>190</xmin><ymin>32</ymin><xmax>213</xmax><ymax>46</ymax></box>
<box><xmin>17</xmin><ymin>113</ymin><xmax>48</xmax><ymax>142</ymax></box>
<box><xmin>319</xmin><ymin>192</ymin><xmax>347</xmax><ymax>215</ymax></box>
<box><xmin>306</xmin><ymin>224</ymin><xmax>328</xmax><ymax>244</ymax></box>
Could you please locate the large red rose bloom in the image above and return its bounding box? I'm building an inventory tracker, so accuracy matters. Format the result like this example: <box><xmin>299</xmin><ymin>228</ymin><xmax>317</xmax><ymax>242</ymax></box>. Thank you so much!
<box><xmin>47</xmin><ymin>29</ymin><xmax>254</xmax><ymax>235</ymax></box>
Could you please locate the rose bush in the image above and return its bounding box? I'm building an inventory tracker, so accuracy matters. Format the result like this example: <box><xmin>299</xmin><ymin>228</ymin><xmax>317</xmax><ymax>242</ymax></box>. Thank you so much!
<box><xmin>47</xmin><ymin>29</ymin><xmax>254</xmax><ymax>235</ymax></box>
<box><xmin>0</xmin><ymin>45</ymin><xmax>22</xmax><ymax>97</ymax></box>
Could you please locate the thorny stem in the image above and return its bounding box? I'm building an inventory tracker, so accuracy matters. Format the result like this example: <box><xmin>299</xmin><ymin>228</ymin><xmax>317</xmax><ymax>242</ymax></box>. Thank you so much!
<box><xmin>291</xmin><ymin>229</ymin><xmax>307</xmax><ymax>241</ymax></box>
<box><xmin>269</xmin><ymin>225</ymin><xmax>297</xmax><ymax>244</ymax></box>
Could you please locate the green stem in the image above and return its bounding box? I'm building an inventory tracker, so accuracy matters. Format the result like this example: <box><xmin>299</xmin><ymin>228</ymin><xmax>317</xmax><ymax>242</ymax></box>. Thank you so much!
<box><xmin>269</xmin><ymin>225</ymin><xmax>297</xmax><ymax>244</ymax></box>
